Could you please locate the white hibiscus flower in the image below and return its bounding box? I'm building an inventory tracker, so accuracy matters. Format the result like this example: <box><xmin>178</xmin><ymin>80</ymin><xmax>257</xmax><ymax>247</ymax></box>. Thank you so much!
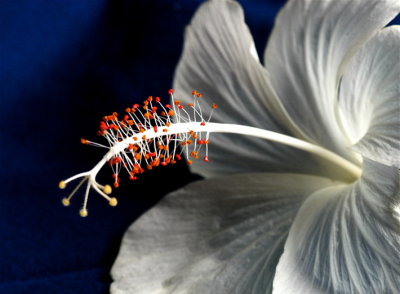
<box><xmin>107</xmin><ymin>0</ymin><xmax>400</xmax><ymax>293</ymax></box>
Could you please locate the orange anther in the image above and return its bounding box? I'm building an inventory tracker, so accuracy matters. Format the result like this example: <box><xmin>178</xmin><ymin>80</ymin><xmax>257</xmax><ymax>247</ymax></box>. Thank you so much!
<box><xmin>168</xmin><ymin>110</ymin><xmax>174</xmax><ymax>116</ymax></box>
<box><xmin>188</xmin><ymin>103</ymin><xmax>194</xmax><ymax>107</ymax></box>
<box><xmin>147</xmin><ymin>96</ymin><xmax>153</xmax><ymax>102</ymax></box>
<box><xmin>187</xmin><ymin>140</ymin><xmax>192</xmax><ymax>145</ymax></box>
<box><xmin>196</xmin><ymin>93</ymin><xmax>202</xmax><ymax>98</ymax></box>
<box><xmin>80</xmin><ymin>138</ymin><xmax>89</xmax><ymax>145</ymax></box>
<box><xmin>113</xmin><ymin>112</ymin><xmax>118</xmax><ymax>117</ymax></box>
<box><xmin>135</xmin><ymin>153</ymin><xmax>141</xmax><ymax>161</ymax></box>
<box><xmin>163</xmin><ymin>128</ymin><xmax>168</xmax><ymax>133</ymax></box>
<box><xmin>127</xmin><ymin>120</ymin><xmax>134</xmax><ymax>125</ymax></box>
<box><xmin>212</xmin><ymin>103</ymin><xmax>217</xmax><ymax>109</ymax></box>
<box><xmin>125</xmin><ymin>107</ymin><xmax>131</xmax><ymax>113</ymax></box>
<box><xmin>192</xmin><ymin>90</ymin><xmax>197</xmax><ymax>95</ymax></box>
<box><xmin>133</xmin><ymin>137</ymin><xmax>138</xmax><ymax>141</ymax></box>
<box><xmin>165</xmin><ymin>122</ymin><xmax>171</xmax><ymax>127</ymax></box>
<box><xmin>187</xmin><ymin>160</ymin><xmax>193</xmax><ymax>165</ymax></box>
<box><xmin>174</xmin><ymin>100</ymin><xmax>181</xmax><ymax>105</ymax></box>
<box><xmin>142</xmin><ymin>135</ymin><xmax>147</xmax><ymax>140</ymax></box>
<box><xmin>161</xmin><ymin>161</ymin><xmax>168</xmax><ymax>166</ymax></box>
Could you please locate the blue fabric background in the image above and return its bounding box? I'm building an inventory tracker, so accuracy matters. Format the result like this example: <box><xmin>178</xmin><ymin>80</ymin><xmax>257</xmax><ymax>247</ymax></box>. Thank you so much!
<box><xmin>0</xmin><ymin>1</ymin><xmax>398</xmax><ymax>293</ymax></box>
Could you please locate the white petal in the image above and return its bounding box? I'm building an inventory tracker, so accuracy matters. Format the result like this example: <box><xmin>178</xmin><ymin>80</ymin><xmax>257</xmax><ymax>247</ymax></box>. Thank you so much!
<box><xmin>173</xmin><ymin>0</ymin><xmax>323</xmax><ymax>178</ymax></box>
<box><xmin>111</xmin><ymin>173</ymin><xmax>334</xmax><ymax>294</ymax></box>
<box><xmin>273</xmin><ymin>158</ymin><xmax>400</xmax><ymax>294</ymax></box>
<box><xmin>264</xmin><ymin>0</ymin><xmax>400</xmax><ymax>163</ymax></box>
<box><xmin>339</xmin><ymin>26</ymin><xmax>400</xmax><ymax>168</ymax></box>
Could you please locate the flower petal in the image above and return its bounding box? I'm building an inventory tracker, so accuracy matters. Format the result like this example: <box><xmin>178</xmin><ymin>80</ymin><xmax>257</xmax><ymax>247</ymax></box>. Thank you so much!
<box><xmin>111</xmin><ymin>173</ymin><xmax>334</xmax><ymax>294</ymax></box>
<box><xmin>273</xmin><ymin>158</ymin><xmax>400</xmax><ymax>294</ymax></box>
<box><xmin>173</xmin><ymin>0</ymin><xmax>322</xmax><ymax>178</ymax></box>
<box><xmin>264</xmin><ymin>0</ymin><xmax>400</xmax><ymax>162</ymax></box>
<box><xmin>339</xmin><ymin>26</ymin><xmax>400</xmax><ymax>168</ymax></box>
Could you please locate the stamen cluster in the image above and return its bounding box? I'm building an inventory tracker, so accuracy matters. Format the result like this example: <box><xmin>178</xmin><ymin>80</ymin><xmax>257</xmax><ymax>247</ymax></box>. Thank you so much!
<box><xmin>59</xmin><ymin>90</ymin><xmax>217</xmax><ymax>216</ymax></box>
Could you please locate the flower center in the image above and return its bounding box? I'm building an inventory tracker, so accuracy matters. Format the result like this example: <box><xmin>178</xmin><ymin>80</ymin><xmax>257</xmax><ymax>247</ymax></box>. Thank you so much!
<box><xmin>59</xmin><ymin>90</ymin><xmax>362</xmax><ymax>217</ymax></box>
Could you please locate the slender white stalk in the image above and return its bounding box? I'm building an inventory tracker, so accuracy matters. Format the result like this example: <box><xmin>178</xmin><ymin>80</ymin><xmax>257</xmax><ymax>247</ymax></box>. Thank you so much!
<box><xmin>101</xmin><ymin>122</ymin><xmax>361</xmax><ymax>179</ymax></box>
<box><xmin>60</xmin><ymin>121</ymin><xmax>362</xmax><ymax>216</ymax></box>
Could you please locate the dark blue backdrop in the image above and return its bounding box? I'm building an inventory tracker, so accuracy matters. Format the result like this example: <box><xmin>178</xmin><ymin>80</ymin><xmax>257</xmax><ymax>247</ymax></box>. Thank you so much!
<box><xmin>0</xmin><ymin>1</ymin><xmax>398</xmax><ymax>293</ymax></box>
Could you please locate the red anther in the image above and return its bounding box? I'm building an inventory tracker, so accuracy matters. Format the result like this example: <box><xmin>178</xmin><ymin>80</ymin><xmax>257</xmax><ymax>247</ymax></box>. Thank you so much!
<box><xmin>197</xmin><ymin>140</ymin><xmax>204</xmax><ymax>144</ymax></box>
<box><xmin>147</xmin><ymin>96</ymin><xmax>153</xmax><ymax>102</ymax></box>
<box><xmin>133</xmin><ymin>104</ymin><xmax>140</xmax><ymax>109</ymax></box>
<box><xmin>114</xmin><ymin>182</ymin><xmax>119</xmax><ymax>188</ymax></box>
<box><xmin>128</xmin><ymin>144</ymin><xmax>134</xmax><ymax>150</ymax></box>
<box><xmin>200</xmin><ymin>122</ymin><xmax>206</xmax><ymax>126</ymax></box>
<box><xmin>175</xmin><ymin>154</ymin><xmax>182</xmax><ymax>160</ymax></box>
<box><xmin>168</xmin><ymin>110</ymin><xmax>174</xmax><ymax>116</ymax></box>
<box><xmin>123</xmin><ymin>115</ymin><xmax>129</xmax><ymax>121</ymax></box>
<box><xmin>99</xmin><ymin>121</ymin><xmax>109</xmax><ymax>130</ymax></box>
<box><xmin>135</xmin><ymin>153</ymin><xmax>141</xmax><ymax>161</ymax></box>
<box><xmin>148</xmin><ymin>152</ymin><xmax>156</xmax><ymax>157</ymax></box>
<box><xmin>178</xmin><ymin>105</ymin><xmax>184</xmax><ymax>109</ymax></box>
<box><xmin>80</xmin><ymin>138</ymin><xmax>89</xmax><ymax>145</ymax></box>
<box><xmin>160</xmin><ymin>111</ymin><xmax>166</xmax><ymax>116</ymax></box>
<box><xmin>203</xmin><ymin>156</ymin><xmax>209</xmax><ymax>162</ymax></box>
<box><xmin>125</xmin><ymin>107</ymin><xmax>131</xmax><ymax>113</ymax></box>
<box><xmin>155</xmin><ymin>97</ymin><xmax>160</xmax><ymax>103</ymax></box>
<box><xmin>139</xmin><ymin>168</ymin><xmax>145</xmax><ymax>174</ymax></box>
<box><xmin>192</xmin><ymin>90</ymin><xmax>197</xmax><ymax>95</ymax></box>
<box><xmin>114</xmin><ymin>157</ymin><xmax>122</xmax><ymax>164</ymax></box>
<box><xmin>171</xmin><ymin>160</ymin><xmax>176</xmax><ymax>164</ymax></box>
<box><xmin>129</xmin><ymin>176</ymin><xmax>138</xmax><ymax>180</ymax></box>
<box><xmin>187</xmin><ymin>140</ymin><xmax>192</xmax><ymax>145</ymax></box>
<box><xmin>165</xmin><ymin>104</ymin><xmax>171</xmax><ymax>109</ymax></box>
<box><xmin>153</xmin><ymin>126</ymin><xmax>158</xmax><ymax>133</ymax></box>
<box><xmin>112</xmin><ymin>173</ymin><xmax>117</xmax><ymax>179</ymax></box>
<box><xmin>161</xmin><ymin>161</ymin><xmax>168</xmax><ymax>166</ymax></box>
<box><xmin>168</xmin><ymin>89</ymin><xmax>174</xmax><ymax>95</ymax></box>
<box><xmin>147</xmin><ymin>165</ymin><xmax>153</xmax><ymax>170</ymax></box>
<box><xmin>152</xmin><ymin>106</ymin><xmax>158</xmax><ymax>113</ymax></box>
<box><xmin>113</xmin><ymin>112</ymin><xmax>118</xmax><ymax>117</ymax></box>
<box><xmin>196</xmin><ymin>93</ymin><xmax>202</xmax><ymax>98</ymax></box>
<box><xmin>212</xmin><ymin>103</ymin><xmax>218</xmax><ymax>109</ymax></box>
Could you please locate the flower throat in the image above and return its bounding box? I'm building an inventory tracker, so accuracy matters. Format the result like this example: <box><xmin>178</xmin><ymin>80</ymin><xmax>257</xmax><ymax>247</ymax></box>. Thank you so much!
<box><xmin>59</xmin><ymin>89</ymin><xmax>362</xmax><ymax>217</ymax></box>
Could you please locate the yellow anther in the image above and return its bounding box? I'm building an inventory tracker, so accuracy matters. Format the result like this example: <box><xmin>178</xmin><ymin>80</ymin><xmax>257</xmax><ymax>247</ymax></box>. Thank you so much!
<box><xmin>61</xmin><ymin>198</ymin><xmax>70</xmax><ymax>206</ymax></box>
<box><xmin>103</xmin><ymin>185</ymin><xmax>112</xmax><ymax>195</ymax></box>
<box><xmin>109</xmin><ymin>197</ymin><xmax>118</xmax><ymax>207</ymax></box>
<box><xmin>79</xmin><ymin>209</ymin><xmax>88</xmax><ymax>217</ymax></box>
<box><xmin>59</xmin><ymin>181</ymin><xmax>66</xmax><ymax>189</ymax></box>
